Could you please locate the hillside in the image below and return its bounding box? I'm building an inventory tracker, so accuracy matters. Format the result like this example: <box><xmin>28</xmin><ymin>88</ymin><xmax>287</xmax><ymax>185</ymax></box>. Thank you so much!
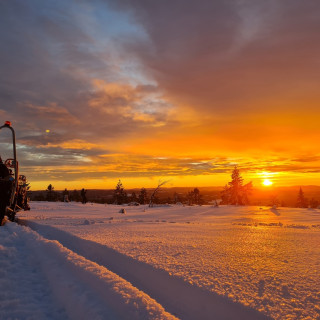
<box><xmin>1</xmin><ymin>202</ymin><xmax>319</xmax><ymax>319</ymax></box>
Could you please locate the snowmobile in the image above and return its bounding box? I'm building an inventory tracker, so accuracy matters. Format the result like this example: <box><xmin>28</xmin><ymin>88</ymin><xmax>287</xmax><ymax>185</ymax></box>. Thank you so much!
<box><xmin>0</xmin><ymin>121</ymin><xmax>30</xmax><ymax>225</ymax></box>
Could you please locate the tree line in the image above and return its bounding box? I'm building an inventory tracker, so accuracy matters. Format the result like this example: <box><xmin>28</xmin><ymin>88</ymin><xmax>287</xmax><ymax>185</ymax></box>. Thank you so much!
<box><xmin>30</xmin><ymin>167</ymin><xmax>319</xmax><ymax>208</ymax></box>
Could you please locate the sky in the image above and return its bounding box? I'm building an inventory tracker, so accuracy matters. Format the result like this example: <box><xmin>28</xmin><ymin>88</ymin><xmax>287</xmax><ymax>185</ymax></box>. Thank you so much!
<box><xmin>1</xmin><ymin>0</ymin><xmax>320</xmax><ymax>190</ymax></box>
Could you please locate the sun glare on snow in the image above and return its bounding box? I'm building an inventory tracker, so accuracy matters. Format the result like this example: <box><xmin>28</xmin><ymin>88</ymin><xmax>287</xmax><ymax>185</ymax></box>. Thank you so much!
<box><xmin>262</xmin><ymin>179</ymin><xmax>273</xmax><ymax>186</ymax></box>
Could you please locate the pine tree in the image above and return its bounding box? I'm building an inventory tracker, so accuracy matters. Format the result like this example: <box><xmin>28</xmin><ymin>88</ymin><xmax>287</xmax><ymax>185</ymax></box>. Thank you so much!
<box><xmin>221</xmin><ymin>184</ymin><xmax>231</xmax><ymax>204</ymax></box>
<box><xmin>130</xmin><ymin>192</ymin><xmax>138</xmax><ymax>202</ymax></box>
<box><xmin>71</xmin><ymin>189</ymin><xmax>81</xmax><ymax>202</ymax></box>
<box><xmin>269</xmin><ymin>194</ymin><xmax>279</xmax><ymax>207</ymax></box>
<box><xmin>138</xmin><ymin>187</ymin><xmax>148</xmax><ymax>204</ymax></box>
<box><xmin>62</xmin><ymin>188</ymin><xmax>69</xmax><ymax>202</ymax></box>
<box><xmin>296</xmin><ymin>187</ymin><xmax>307</xmax><ymax>208</ymax></box>
<box><xmin>309</xmin><ymin>198</ymin><xmax>319</xmax><ymax>209</ymax></box>
<box><xmin>220</xmin><ymin>166</ymin><xmax>252</xmax><ymax>205</ymax></box>
<box><xmin>173</xmin><ymin>192</ymin><xmax>179</xmax><ymax>203</ymax></box>
<box><xmin>186</xmin><ymin>188</ymin><xmax>201</xmax><ymax>205</ymax></box>
<box><xmin>46</xmin><ymin>184</ymin><xmax>55</xmax><ymax>201</ymax></box>
<box><xmin>193</xmin><ymin>188</ymin><xmax>200</xmax><ymax>204</ymax></box>
<box><xmin>228</xmin><ymin>166</ymin><xmax>244</xmax><ymax>205</ymax></box>
<box><xmin>113</xmin><ymin>180</ymin><xmax>127</xmax><ymax>205</ymax></box>
<box><xmin>187</xmin><ymin>190</ymin><xmax>195</xmax><ymax>205</ymax></box>
<box><xmin>241</xmin><ymin>181</ymin><xmax>253</xmax><ymax>205</ymax></box>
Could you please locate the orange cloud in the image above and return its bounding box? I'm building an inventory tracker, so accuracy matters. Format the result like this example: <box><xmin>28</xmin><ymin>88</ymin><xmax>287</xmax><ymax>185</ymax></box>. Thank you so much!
<box><xmin>2</xmin><ymin>0</ymin><xmax>320</xmax><ymax>189</ymax></box>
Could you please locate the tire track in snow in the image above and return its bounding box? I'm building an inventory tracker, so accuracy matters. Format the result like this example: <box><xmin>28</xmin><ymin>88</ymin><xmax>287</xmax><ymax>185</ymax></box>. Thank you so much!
<box><xmin>8</xmin><ymin>221</ymin><xmax>178</xmax><ymax>320</ymax></box>
<box><xmin>0</xmin><ymin>222</ymin><xmax>68</xmax><ymax>320</ymax></box>
<box><xmin>19</xmin><ymin>219</ymin><xmax>272</xmax><ymax>320</ymax></box>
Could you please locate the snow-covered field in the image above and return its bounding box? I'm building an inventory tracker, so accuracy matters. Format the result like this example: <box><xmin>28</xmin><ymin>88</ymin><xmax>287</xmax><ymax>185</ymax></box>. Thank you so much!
<box><xmin>1</xmin><ymin>202</ymin><xmax>320</xmax><ymax>320</ymax></box>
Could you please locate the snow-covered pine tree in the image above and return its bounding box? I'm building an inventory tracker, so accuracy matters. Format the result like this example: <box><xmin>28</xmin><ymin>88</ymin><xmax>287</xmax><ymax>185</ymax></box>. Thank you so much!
<box><xmin>228</xmin><ymin>166</ymin><xmax>244</xmax><ymax>205</ymax></box>
<box><xmin>221</xmin><ymin>166</ymin><xmax>252</xmax><ymax>205</ymax></box>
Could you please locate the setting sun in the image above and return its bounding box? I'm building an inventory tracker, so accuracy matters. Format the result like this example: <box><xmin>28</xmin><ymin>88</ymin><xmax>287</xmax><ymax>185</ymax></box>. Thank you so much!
<box><xmin>262</xmin><ymin>179</ymin><xmax>273</xmax><ymax>186</ymax></box>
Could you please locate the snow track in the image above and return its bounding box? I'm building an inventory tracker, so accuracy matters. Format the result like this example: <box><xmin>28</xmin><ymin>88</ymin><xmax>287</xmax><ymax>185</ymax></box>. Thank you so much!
<box><xmin>1</xmin><ymin>221</ymin><xmax>177</xmax><ymax>320</ymax></box>
<box><xmin>18</xmin><ymin>219</ymin><xmax>270</xmax><ymax>320</ymax></box>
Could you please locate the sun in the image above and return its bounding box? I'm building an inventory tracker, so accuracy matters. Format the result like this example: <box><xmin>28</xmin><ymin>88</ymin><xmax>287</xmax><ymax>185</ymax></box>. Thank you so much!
<box><xmin>262</xmin><ymin>179</ymin><xmax>273</xmax><ymax>186</ymax></box>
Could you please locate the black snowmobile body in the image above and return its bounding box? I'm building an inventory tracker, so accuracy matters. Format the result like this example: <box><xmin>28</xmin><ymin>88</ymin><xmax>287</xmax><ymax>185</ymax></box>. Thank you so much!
<box><xmin>0</xmin><ymin>121</ymin><xmax>29</xmax><ymax>225</ymax></box>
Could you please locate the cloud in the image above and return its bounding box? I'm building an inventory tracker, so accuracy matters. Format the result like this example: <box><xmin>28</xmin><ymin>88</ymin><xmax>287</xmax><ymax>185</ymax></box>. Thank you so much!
<box><xmin>24</xmin><ymin>103</ymin><xmax>80</xmax><ymax>125</ymax></box>
<box><xmin>109</xmin><ymin>0</ymin><xmax>320</xmax><ymax>115</ymax></box>
<box><xmin>0</xmin><ymin>0</ymin><xmax>174</xmax><ymax>139</ymax></box>
<box><xmin>18</xmin><ymin>151</ymin><xmax>320</xmax><ymax>187</ymax></box>
<box><xmin>88</xmin><ymin>79</ymin><xmax>172</xmax><ymax>126</ymax></box>
<box><xmin>1</xmin><ymin>0</ymin><xmax>320</xmax><ymax>187</ymax></box>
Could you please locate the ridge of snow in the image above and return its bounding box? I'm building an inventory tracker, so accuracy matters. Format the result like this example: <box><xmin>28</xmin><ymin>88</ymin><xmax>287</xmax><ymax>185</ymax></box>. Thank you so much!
<box><xmin>0</xmin><ymin>222</ymin><xmax>177</xmax><ymax>320</ymax></box>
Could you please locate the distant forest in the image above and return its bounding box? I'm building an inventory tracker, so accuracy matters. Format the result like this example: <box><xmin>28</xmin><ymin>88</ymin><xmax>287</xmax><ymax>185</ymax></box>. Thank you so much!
<box><xmin>28</xmin><ymin>167</ymin><xmax>320</xmax><ymax>208</ymax></box>
<box><xmin>28</xmin><ymin>185</ymin><xmax>320</xmax><ymax>208</ymax></box>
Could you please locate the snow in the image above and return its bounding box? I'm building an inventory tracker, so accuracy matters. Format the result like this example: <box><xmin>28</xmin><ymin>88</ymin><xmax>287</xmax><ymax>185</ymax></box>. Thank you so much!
<box><xmin>2</xmin><ymin>202</ymin><xmax>320</xmax><ymax>319</ymax></box>
<box><xmin>0</xmin><ymin>218</ymin><xmax>177</xmax><ymax>320</ymax></box>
